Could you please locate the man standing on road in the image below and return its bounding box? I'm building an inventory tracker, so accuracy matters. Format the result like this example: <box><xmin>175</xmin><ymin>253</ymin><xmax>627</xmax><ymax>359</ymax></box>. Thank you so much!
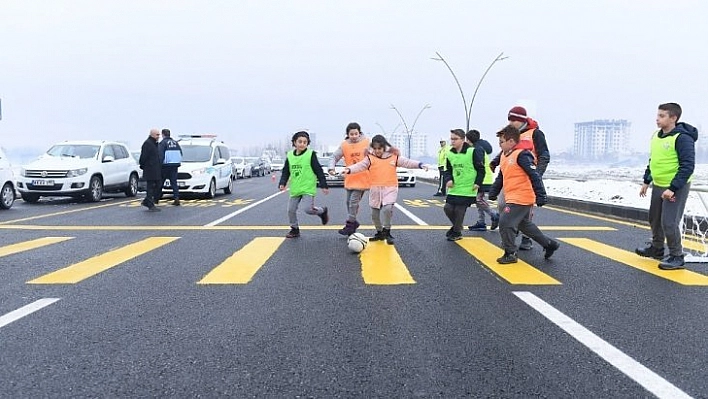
<box><xmin>159</xmin><ymin>128</ymin><xmax>183</xmax><ymax>206</ymax></box>
<box><xmin>434</xmin><ymin>137</ymin><xmax>450</xmax><ymax>196</ymax></box>
<box><xmin>139</xmin><ymin>128</ymin><xmax>162</xmax><ymax>212</ymax></box>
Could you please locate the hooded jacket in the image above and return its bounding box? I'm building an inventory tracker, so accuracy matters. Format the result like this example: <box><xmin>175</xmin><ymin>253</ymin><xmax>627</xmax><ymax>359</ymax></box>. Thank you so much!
<box><xmin>642</xmin><ymin>122</ymin><xmax>698</xmax><ymax>192</ymax></box>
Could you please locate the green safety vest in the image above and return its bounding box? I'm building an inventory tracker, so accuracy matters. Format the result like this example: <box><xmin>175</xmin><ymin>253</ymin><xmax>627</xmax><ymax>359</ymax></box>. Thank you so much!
<box><xmin>483</xmin><ymin>152</ymin><xmax>494</xmax><ymax>185</ymax></box>
<box><xmin>649</xmin><ymin>131</ymin><xmax>692</xmax><ymax>187</ymax></box>
<box><xmin>446</xmin><ymin>148</ymin><xmax>477</xmax><ymax>197</ymax></box>
<box><xmin>286</xmin><ymin>149</ymin><xmax>317</xmax><ymax>197</ymax></box>
<box><xmin>437</xmin><ymin>145</ymin><xmax>449</xmax><ymax>168</ymax></box>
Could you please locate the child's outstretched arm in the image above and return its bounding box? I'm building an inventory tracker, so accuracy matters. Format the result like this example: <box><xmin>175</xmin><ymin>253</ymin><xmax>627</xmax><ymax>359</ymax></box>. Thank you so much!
<box><xmin>343</xmin><ymin>155</ymin><xmax>371</xmax><ymax>175</ymax></box>
<box><xmin>278</xmin><ymin>158</ymin><xmax>291</xmax><ymax>190</ymax></box>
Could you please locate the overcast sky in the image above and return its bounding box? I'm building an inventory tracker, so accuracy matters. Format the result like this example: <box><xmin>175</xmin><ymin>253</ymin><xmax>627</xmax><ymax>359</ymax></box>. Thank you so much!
<box><xmin>1</xmin><ymin>0</ymin><xmax>706</xmax><ymax>159</ymax></box>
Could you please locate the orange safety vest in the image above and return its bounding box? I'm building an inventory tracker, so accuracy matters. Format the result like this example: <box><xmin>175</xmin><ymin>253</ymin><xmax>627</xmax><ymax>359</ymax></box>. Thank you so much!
<box><xmin>519</xmin><ymin>128</ymin><xmax>537</xmax><ymax>162</ymax></box>
<box><xmin>342</xmin><ymin>138</ymin><xmax>371</xmax><ymax>190</ymax></box>
<box><xmin>369</xmin><ymin>155</ymin><xmax>399</xmax><ymax>187</ymax></box>
<box><xmin>499</xmin><ymin>149</ymin><xmax>535</xmax><ymax>206</ymax></box>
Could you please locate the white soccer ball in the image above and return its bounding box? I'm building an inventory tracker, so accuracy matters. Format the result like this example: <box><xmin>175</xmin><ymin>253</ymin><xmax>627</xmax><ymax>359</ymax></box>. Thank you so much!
<box><xmin>347</xmin><ymin>232</ymin><xmax>369</xmax><ymax>253</ymax></box>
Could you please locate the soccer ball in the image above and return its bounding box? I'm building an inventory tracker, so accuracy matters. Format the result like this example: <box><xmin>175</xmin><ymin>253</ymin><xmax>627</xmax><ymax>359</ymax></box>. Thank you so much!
<box><xmin>347</xmin><ymin>232</ymin><xmax>369</xmax><ymax>253</ymax></box>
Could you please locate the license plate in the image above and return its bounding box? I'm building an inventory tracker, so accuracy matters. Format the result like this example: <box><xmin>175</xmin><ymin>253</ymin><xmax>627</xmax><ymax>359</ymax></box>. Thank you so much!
<box><xmin>178</xmin><ymin>182</ymin><xmax>187</xmax><ymax>188</ymax></box>
<box><xmin>32</xmin><ymin>179</ymin><xmax>54</xmax><ymax>186</ymax></box>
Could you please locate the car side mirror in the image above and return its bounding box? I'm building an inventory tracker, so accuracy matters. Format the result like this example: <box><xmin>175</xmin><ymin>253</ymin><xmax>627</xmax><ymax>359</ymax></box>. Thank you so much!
<box><xmin>215</xmin><ymin>158</ymin><xmax>226</xmax><ymax>165</ymax></box>
<box><xmin>103</xmin><ymin>155</ymin><xmax>115</xmax><ymax>163</ymax></box>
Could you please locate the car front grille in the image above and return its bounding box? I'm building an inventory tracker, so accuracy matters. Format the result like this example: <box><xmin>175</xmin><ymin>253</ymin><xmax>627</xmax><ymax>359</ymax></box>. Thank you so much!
<box><xmin>177</xmin><ymin>172</ymin><xmax>192</xmax><ymax>179</ymax></box>
<box><xmin>24</xmin><ymin>170</ymin><xmax>69</xmax><ymax>178</ymax></box>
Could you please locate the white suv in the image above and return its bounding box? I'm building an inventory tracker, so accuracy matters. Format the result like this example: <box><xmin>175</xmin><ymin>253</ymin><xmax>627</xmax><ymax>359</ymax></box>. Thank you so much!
<box><xmin>0</xmin><ymin>147</ymin><xmax>16</xmax><ymax>209</ymax></box>
<box><xmin>171</xmin><ymin>136</ymin><xmax>233</xmax><ymax>198</ymax></box>
<box><xmin>17</xmin><ymin>141</ymin><xmax>141</xmax><ymax>203</ymax></box>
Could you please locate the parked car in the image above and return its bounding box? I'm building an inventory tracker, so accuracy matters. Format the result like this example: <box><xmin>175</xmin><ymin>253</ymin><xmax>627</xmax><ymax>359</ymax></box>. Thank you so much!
<box><xmin>397</xmin><ymin>167</ymin><xmax>416</xmax><ymax>187</ymax></box>
<box><xmin>244</xmin><ymin>157</ymin><xmax>265</xmax><ymax>177</ymax></box>
<box><xmin>172</xmin><ymin>135</ymin><xmax>233</xmax><ymax>198</ymax></box>
<box><xmin>17</xmin><ymin>140</ymin><xmax>140</xmax><ymax>203</ymax></box>
<box><xmin>261</xmin><ymin>158</ymin><xmax>272</xmax><ymax>174</ymax></box>
<box><xmin>231</xmin><ymin>156</ymin><xmax>252</xmax><ymax>179</ymax></box>
<box><xmin>318</xmin><ymin>156</ymin><xmax>346</xmax><ymax>187</ymax></box>
<box><xmin>130</xmin><ymin>151</ymin><xmax>147</xmax><ymax>192</ymax></box>
<box><xmin>0</xmin><ymin>147</ymin><xmax>17</xmax><ymax>209</ymax></box>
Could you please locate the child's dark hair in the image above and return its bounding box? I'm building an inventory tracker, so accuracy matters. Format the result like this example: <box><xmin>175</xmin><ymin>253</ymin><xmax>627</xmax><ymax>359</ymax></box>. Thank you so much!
<box><xmin>659</xmin><ymin>103</ymin><xmax>682</xmax><ymax>122</ymax></box>
<box><xmin>370</xmin><ymin>134</ymin><xmax>392</xmax><ymax>149</ymax></box>
<box><xmin>291</xmin><ymin>131</ymin><xmax>310</xmax><ymax>146</ymax></box>
<box><xmin>497</xmin><ymin>124</ymin><xmax>520</xmax><ymax>142</ymax></box>
<box><xmin>345</xmin><ymin>122</ymin><xmax>361</xmax><ymax>139</ymax></box>
<box><xmin>466</xmin><ymin>129</ymin><xmax>480</xmax><ymax>143</ymax></box>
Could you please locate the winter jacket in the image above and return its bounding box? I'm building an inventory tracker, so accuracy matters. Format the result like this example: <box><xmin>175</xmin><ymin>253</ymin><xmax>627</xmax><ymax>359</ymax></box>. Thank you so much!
<box><xmin>139</xmin><ymin>136</ymin><xmax>162</xmax><ymax>181</ymax></box>
<box><xmin>642</xmin><ymin>122</ymin><xmax>697</xmax><ymax>192</ymax></box>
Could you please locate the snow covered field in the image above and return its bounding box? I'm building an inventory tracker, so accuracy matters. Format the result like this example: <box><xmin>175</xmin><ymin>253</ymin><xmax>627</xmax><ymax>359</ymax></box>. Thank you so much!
<box><xmin>415</xmin><ymin>163</ymin><xmax>708</xmax><ymax>217</ymax></box>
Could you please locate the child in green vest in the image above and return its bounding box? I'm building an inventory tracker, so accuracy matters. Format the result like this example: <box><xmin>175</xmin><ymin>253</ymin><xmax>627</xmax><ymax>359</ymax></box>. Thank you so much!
<box><xmin>465</xmin><ymin>129</ymin><xmax>500</xmax><ymax>231</ymax></box>
<box><xmin>278</xmin><ymin>131</ymin><xmax>330</xmax><ymax>238</ymax></box>
<box><xmin>635</xmin><ymin>103</ymin><xmax>697</xmax><ymax>270</ymax></box>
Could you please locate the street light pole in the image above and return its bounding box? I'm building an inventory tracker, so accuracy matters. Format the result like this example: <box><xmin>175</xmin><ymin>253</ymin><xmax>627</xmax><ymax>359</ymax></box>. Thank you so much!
<box><xmin>375</xmin><ymin>122</ymin><xmax>401</xmax><ymax>136</ymax></box>
<box><xmin>390</xmin><ymin>104</ymin><xmax>431</xmax><ymax>158</ymax></box>
<box><xmin>431</xmin><ymin>51</ymin><xmax>508</xmax><ymax>133</ymax></box>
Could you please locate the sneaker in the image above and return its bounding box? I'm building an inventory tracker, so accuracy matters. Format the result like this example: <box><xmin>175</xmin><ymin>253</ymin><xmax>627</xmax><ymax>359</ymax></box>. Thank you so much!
<box><xmin>468</xmin><ymin>221</ymin><xmax>487</xmax><ymax>231</ymax></box>
<box><xmin>445</xmin><ymin>227</ymin><xmax>454</xmax><ymax>238</ymax></box>
<box><xmin>658</xmin><ymin>255</ymin><xmax>685</xmax><ymax>270</ymax></box>
<box><xmin>286</xmin><ymin>227</ymin><xmax>300</xmax><ymax>238</ymax></box>
<box><xmin>447</xmin><ymin>232</ymin><xmax>462</xmax><ymax>241</ymax></box>
<box><xmin>497</xmin><ymin>252</ymin><xmax>518</xmax><ymax>264</ymax></box>
<box><xmin>544</xmin><ymin>239</ymin><xmax>560</xmax><ymax>259</ymax></box>
<box><xmin>338</xmin><ymin>220</ymin><xmax>359</xmax><ymax>236</ymax></box>
<box><xmin>319</xmin><ymin>207</ymin><xmax>329</xmax><ymax>225</ymax></box>
<box><xmin>370</xmin><ymin>230</ymin><xmax>386</xmax><ymax>241</ymax></box>
<box><xmin>635</xmin><ymin>245</ymin><xmax>665</xmax><ymax>260</ymax></box>
<box><xmin>172</xmin><ymin>199</ymin><xmax>180</xmax><ymax>206</ymax></box>
<box><xmin>490</xmin><ymin>212</ymin><xmax>500</xmax><ymax>230</ymax></box>
<box><xmin>519</xmin><ymin>236</ymin><xmax>533</xmax><ymax>250</ymax></box>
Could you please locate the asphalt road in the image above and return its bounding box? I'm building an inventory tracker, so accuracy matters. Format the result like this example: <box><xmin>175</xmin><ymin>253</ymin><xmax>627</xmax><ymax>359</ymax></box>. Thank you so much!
<box><xmin>1</xmin><ymin>175</ymin><xmax>706</xmax><ymax>398</ymax></box>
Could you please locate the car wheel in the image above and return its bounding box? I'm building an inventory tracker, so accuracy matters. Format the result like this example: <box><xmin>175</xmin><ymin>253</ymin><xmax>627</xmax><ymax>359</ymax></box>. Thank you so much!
<box><xmin>205</xmin><ymin>179</ymin><xmax>216</xmax><ymax>199</ymax></box>
<box><xmin>21</xmin><ymin>193</ymin><xmax>40</xmax><ymax>203</ymax></box>
<box><xmin>0</xmin><ymin>182</ymin><xmax>15</xmax><ymax>209</ymax></box>
<box><xmin>224</xmin><ymin>177</ymin><xmax>233</xmax><ymax>194</ymax></box>
<box><xmin>410</xmin><ymin>183</ymin><xmax>416</xmax><ymax>187</ymax></box>
<box><xmin>88</xmin><ymin>176</ymin><xmax>103</xmax><ymax>202</ymax></box>
<box><xmin>125</xmin><ymin>173</ymin><xmax>138</xmax><ymax>197</ymax></box>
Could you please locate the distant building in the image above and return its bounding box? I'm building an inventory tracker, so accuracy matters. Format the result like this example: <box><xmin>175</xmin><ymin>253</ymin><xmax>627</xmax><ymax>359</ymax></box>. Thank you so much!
<box><xmin>573</xmin><ymin>119</ymin><xmax>631</xmax><ymax>160</ymax></box>
<box><xmin>388</xmin><ymin>132</ymin><xmax>428</xmax><ymax>158</ymax></box>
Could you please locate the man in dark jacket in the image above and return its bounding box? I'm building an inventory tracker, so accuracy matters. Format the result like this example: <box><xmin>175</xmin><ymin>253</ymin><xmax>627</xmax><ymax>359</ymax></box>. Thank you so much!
<box><xmin>158</xmin><ymin>128</ymin><xmax>183</xmax><ymax>206</ymax></box>
<box><xmin>139</xmin><ymin>128</ymin><xmax>162</xmax><ymax>211</ymax></box>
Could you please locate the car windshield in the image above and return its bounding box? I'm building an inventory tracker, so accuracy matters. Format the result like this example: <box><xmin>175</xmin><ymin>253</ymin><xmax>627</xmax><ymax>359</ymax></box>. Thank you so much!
<box><xmin>319</xmin><ymin>157</ymin><xmax>344</xmax><ymax>167</ymax></box>
<box><xmin>231</xmin><ymin>157</ymin><xmax>244</xmax><ymax>165</ymax></box>
<box><xmin>47</xmin><ymin>145</ymin><xmax>100</xmax><ymax>159</ymax></box>
<box><xmin>181</xmin><ymin>145</ymin><xmax>212</xmax><ymax>162</ymax></box>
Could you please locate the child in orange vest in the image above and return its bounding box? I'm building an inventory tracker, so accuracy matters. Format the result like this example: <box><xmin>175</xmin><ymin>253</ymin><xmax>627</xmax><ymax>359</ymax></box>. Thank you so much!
<box><xmin>343</xmin><ymin>135</ymin><xmax>428</xmax><ymax>245</ymax></box>
<box><xmin>488</xmin><ymin>125</ymin><xmax>559</xmax><ymax>264</ymax></box>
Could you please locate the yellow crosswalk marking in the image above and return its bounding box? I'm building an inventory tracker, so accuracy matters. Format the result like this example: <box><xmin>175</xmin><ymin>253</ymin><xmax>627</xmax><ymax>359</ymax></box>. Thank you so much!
<box><xmin>27</xmin><ymin>237</ymin><xmax>179</xmax><ymax>284</ymax></box>
<box><xmin>561</xmin><ymin>238</ymin><xmax>708</xmax><ymax>286</ymax></box>
<box><xmin>360</xmin><ymin>241</ymin><xmax>416</xmax><ymax>285</ymax></box>
<box><xmin>198</xmin><ymin>237</ymin><xmax>285</xmax><ymax>284</ymax></box>
<box><xmin>456</xmin><ymin>237</ymin><xmax>561</xmax><ymax>285</ymax></box>
<box><xmin>0</xmin><ymin>237</ymin><xmax>73</xmax><ymax>258</ymax></box>
<box><xmin>682</xmin><ymin>238</ymin><xmax>707</xmax><ymax>254</ymax></box>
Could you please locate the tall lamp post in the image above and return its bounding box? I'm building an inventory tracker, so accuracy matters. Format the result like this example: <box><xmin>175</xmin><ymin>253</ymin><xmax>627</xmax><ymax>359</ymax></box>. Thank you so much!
<box><xmin>389</xmin><ymin>104</ymin><xmax>431</xmax><ymax>158</ymax></box>
<box><xmin>431</xmin><ymin>52</ymin><xmax>508</xmax><ymax>133</ymax></box>
<box><xmin>375</xmin><ymin>122</ymin><xmax>401</xmax><ymax>137</ymax></box>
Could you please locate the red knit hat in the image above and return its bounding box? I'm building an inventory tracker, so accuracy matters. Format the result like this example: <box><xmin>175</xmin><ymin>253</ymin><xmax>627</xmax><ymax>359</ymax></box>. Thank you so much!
<box><xmin>507</xmin><ymin>106</ymin><xmax>528</xmax><ymax>123</ymax></box>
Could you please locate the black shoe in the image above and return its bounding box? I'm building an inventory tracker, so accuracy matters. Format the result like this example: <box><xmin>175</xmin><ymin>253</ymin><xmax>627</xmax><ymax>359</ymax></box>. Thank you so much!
<box><xmin>658</xmin><ymin>255</ymin><xmax>685</xmax><ymax>270</ymax></box>
<box><xmin>468</xmin><ymin>221</ymin><xmax>487</xmax><ymax>231</ymax></box>
<box><xmin>370</xmin><ymin>230</ymin><xmax>386</xmax><ymax>241</ymax></box>
<box><xmin>447</xmin><ymin>232</ymin><xmax>462</xmax><ymax>241</ymax></box>
<box><xmin>519</xmin><ymin>236</ymin><xmax>533</xmax><ymax>250</ymax></box>
<box><xmin>497</xmin><ymin>252</ymin><xmax>518</xmax><ymax>264</ymax></box>
<box><xmin>319</xmin><ymin>207</ymin><xmax>329</xmax><ymax>225</ymax></box>
<box><xmin>383</xmin><ymin>228</ymin><xmax>394</xmax><ymax>245</ymax></box>
<box><xmin>544</xmin><ymin>239</ymin><xmax>560</xmax><ymax>259</ymax></box>
<box><xmin>490</xmin><ymin>212</ymin><xmax>500</xmax><ymax>230</ymax></box>
<box><xmin>635</xmin><ymin>245</ymin><xmax>665</xmax><ymax>260</ymax></box>
<box><xmin>445</xmin><ymin>227</ymin><xmax>454</xmax><ymax>238</ymax></box>
<box><xmin>338</xmin><ymin>220</ymin><xmax>359</xmax><ymax>236</ymax></box>
<box><xmin>286</xmin><ymin>227</ymin><xmax>300</xmax><ymax>238</ymax></box>
<box><xmin>172</xmin><ymin>199</ymin><xmax>180</xmax><ymax>206</ymax></box>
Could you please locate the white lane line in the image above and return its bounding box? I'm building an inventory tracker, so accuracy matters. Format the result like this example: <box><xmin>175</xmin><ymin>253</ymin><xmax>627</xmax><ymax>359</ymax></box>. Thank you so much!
<box><xmin>513</xmin><ymin>292</ymin><xmax>693</xmax><ymax>399</ymax></box>
<box><xmin>0</xmin><ymin>298</ymin><xmax>61</xmax><ymax>329</ymax></box>
<box><xmin>394</xmin><ymin>203</ymin><xmax>428</xmax><ymax>226</ymax></box>
<box><xmin>206</xmin><ymin>190</ymin><xmax>286</xmax><ymax>226</ymax></box>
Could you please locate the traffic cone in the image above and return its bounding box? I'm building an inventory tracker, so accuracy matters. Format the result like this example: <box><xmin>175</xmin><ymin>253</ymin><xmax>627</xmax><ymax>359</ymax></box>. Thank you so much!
<box><xmin>271</xmin><ymin>173</ymin><xmax>276</xmax><ymax>182</ymax></box>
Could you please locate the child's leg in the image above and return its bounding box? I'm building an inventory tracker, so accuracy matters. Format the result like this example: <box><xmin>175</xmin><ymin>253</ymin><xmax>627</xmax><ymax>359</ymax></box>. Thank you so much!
<box><xmin>476</xmin><ymin>191</ymin><xmax>493</xmax><ymax>222</ymax></box>
<box><xmin>648</xmin><ymin>185</ymin><xmax>666</xmax><ymax>248</ymax></box>
<box><xmin>662</xmin><ymin>182</ymin><xmax>691</xmax><ymax>256</ymax></box>
<box><xmin>443</xmin><ymin>203</ymin><xmax>464</xmax><ymax>232</ymax></box>
<box><xmin>303</xmin><ymin>194</ymin><xmax>323</xmax><ymax>216</ymax></box>
<box><xmin>288</xmin><ymin>196</ymin><xmax>303</xmax><ymax>227</ymax></box>
<box><xmin>498</xmin><ymin>204</ymin><xmax>530</xmax><ymax>253</ymax></box>
<box><xmin>371</xmin><ymin>207</ymin><xmax>382</xmax><ymax>231</ymax></box>
<box><xmin>517</xmin><ymin>207</ymin><xmax>552</xmax><ymax>248</ymax></box>
<box><xmin>347</xmin><ymin>189</ymin><xmax>365</xmax><ymax>222</ymax></box>
<box><xmin>381</xmin><ymin>203</ymin><xmax>394</xmax><ymax>229</ymax></box>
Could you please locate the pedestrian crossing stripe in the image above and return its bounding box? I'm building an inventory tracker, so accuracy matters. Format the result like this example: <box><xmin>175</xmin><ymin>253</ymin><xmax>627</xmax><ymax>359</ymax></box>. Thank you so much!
<box><xmin>27</xmin><ymin>237</ymin><xmax>180</xmax><ymax>284</ymax></box>
<box><xmin>198</xmin><ymin>237</ymin><xmax>285</xmax><ymax>284</ymax></box>
<box><xmin>560</xmin><ymin>238</ymin><xmax>708</xmax><ymax>286</ymax></box>
<box><xmin>0</xmin><ymin>237</ymin><xmax>73</xmax><ymax>258</ymax></box>
<box><xmin>360</xmin><ymin>241</ymin><xmax>416</xmax><ymax>285</ymax></box>
<box><xmin>456</xmin><ymin>237</ymin><xmax>561</xmax><ymax>285</ymax></box>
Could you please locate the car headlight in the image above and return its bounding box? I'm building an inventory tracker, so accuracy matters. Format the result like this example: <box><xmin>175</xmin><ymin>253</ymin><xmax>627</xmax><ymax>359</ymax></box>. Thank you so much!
<box><xmin>191</xmin><ymin>168</ymin><xmax>207</xmax><ymax>176</ymax></box>
<box><xmin>66</xmin><ymin>168</ymin><xmax>88</xmax><ymax>177</ymax></box>
<box><xmin>20</xmin><ymin>168</ymin><xmax>27</xmax><ymax>177</ymax></box>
